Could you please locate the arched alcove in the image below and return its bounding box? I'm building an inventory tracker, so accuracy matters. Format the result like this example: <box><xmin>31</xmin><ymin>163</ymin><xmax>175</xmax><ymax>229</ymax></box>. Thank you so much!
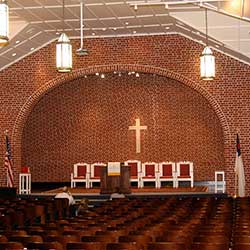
<box><xmin>21</xmin><ymin>72</ymin><xmax>225</xmax><ymax>182</ymax></box>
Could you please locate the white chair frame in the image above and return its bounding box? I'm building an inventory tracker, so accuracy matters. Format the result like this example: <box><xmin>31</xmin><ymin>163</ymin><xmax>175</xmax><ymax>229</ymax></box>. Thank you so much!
<box><xmin>215</xmin><ymin>171</ymin><xmax>225</xmax><ymax>193</ymax></box>
<box><xmin>71</xmin><ymin>163</ymin><xmax>90</xmax><ymax>188</ymax></box>
<box><xmin>158</xmin><ymin>162</ymin><xmax>177</xmax><ymax>188</ymax></box>
<box><xmin>124</xmin><ymin>160</ymin><xmax>142</xmax><ymax>188</ymax></box>
<box><xmin>89</xmin><ymin>162</ymin><xmax>106</xmax><ymax>188</ymax></box>
<box><xmin>141</xmin><ymin>162</ymin><xmax>160</xmax><ymax>188</ymax></box>
<box><xmin>176</xmin><ymin>161</ymin><xmax>194</xmax><ymax>188</ymax></box>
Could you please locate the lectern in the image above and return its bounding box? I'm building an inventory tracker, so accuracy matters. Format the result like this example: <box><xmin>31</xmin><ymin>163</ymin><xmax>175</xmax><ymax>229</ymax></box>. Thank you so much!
<box><xmin>100</xmin><ymin>162</ymin><xmax>131</xmax><ymax>194</ymax></box>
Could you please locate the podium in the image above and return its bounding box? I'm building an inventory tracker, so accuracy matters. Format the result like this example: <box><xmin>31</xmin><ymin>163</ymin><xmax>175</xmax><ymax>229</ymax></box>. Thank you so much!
<box><xmin>100</xmin><ymin>163</ymin><xmax>131</xmax><ymax>194</ymax></box>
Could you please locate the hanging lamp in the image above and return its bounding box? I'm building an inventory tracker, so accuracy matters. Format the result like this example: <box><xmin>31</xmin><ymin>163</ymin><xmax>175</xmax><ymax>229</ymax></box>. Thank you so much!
<box><xmin>56</xmin><ymin>0</ymin><xmax>72</xmax><ymax>72</ymax></box>
<box><xmin>200</xmin><ymin>8</ymin><xmax>215</xmax><ymax>80</ymax></box>
<box><xmin>76</xmin><ymin>0</ymin><xmax>88</xmax><ymax>55</ymax></box>
<box><xmin>0</xmin><ymin>0</ymin><xmax>9</xmax><ymax>46</ymax></box>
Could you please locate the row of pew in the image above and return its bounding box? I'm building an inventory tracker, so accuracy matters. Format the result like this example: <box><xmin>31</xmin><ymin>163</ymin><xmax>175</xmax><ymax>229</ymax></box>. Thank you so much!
<box><xmin>0</xmin><ymin>196</ymin><xmax>249</xmax><ymax>249</ymax></box>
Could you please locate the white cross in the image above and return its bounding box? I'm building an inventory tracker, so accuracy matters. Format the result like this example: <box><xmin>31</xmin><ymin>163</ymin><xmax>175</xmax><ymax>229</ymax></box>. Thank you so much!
<box><xmin>129</xmin><ymin>118</ymin><xmax>147</xmax><ymax>153</ymax></box>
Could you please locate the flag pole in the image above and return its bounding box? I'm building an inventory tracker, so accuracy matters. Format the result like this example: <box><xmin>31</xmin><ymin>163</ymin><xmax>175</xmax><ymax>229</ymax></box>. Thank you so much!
<box><xmin>4</xmin><ymin>130</ymin><xmax>8</xmax><ymax>187</ymax></box>
<box><xmin>234</xmin><ymin>132</ymin><xmax>238</xmax><ymax>198</ymax></box>
<box><xmin>234</xmin><ymin>170</ymin><xmax>237</xmax><ymax>198</ymax></box>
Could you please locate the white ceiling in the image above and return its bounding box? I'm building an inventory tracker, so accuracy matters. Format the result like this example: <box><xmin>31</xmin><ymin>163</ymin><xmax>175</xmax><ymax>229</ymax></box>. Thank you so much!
<box><xmin>0</xmin><ymin>0</ymin><xmax>250</xmax><ymax>71</ymax></box>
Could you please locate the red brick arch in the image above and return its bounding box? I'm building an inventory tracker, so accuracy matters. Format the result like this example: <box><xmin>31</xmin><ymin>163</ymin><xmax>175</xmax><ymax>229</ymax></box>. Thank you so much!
<box><xmin>11</xmin><ymin>64</ymin><xmax>232</xmax><ymax>188</ymax></box>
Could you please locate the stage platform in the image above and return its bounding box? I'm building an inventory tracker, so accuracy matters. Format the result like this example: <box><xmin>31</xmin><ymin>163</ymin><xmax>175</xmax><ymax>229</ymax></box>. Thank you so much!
<box><xmin>42</xmin><ymin>186</ymin><xmax>208</xmax><ymax>195</ymax></box>
<box><xmin>19</xmin><ymin>186</ymin><xmax>228</xmax><ymax>202</ymax></box>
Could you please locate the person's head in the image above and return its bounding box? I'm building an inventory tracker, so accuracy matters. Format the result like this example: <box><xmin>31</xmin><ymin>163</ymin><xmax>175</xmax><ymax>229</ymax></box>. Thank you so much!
<box><xmin>62</xmin><ymin>186</ymin><xmax>68</xmax><ymax>193</ymax></box>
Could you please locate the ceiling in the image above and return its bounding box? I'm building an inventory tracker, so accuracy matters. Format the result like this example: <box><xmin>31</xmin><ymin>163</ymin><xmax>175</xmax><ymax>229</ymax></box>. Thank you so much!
<box><xmin>0</xmin><ymin>0</ymin><xmax>250</xmax><ymax>71</ymax></box>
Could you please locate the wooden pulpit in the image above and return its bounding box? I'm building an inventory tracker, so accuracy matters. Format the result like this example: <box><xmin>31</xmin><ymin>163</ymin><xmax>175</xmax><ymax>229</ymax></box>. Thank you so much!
<box><xmin>100</xmin><ymin>162</ymin><xmax>131</xmax><ymax>194</ymax></box>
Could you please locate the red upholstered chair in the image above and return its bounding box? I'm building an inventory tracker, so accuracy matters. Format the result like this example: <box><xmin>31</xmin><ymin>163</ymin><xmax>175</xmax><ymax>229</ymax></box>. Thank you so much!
<box><xmin>176</xmin><ymin>161</ymin><xmax>194</xmax><ymax>188</ymax></box>
<box><xmin>158</xmin><ymin>162</ymin><xmax>177</xmax><ymax>188</ymax></box>
<box><xmin>124</xmin><ymin>160</ymin><xmax>142</xmax><ymax>188</ymax></box>
<box><xmin>89</xmin><ymin>163</ymin><xmax>106</xmax><ymax>188</ymax></box>
<box><xmin>71</xmin><ymin>163</ymin><xmax>90</xmax><ymax>188</ymax></box>
<box><xmin>141</xmin><ymin>162</ymin><xmax>159</xmax><ymax>188</ymax></box>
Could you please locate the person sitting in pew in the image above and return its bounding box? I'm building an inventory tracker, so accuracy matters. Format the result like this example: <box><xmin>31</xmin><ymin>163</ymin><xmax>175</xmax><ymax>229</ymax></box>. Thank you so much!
<box><xmin>77</xmin><ymin>198</ymin><xmax>89</xmax><ymax>216</ymax></box>
<box><xmin>55</xmin><ymin>186</ymin><xmax>75</xmax><ymax>206</ymax></box>
<box><xmin>110</xmin><ymin>187</ymin><xmax>125</xmax><ymax>200</ymax></box>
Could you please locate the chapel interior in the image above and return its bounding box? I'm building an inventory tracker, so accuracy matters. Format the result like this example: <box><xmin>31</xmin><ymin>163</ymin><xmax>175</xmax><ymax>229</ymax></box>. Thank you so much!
<box><xmin>0</xmin><ymin>0</ymin><xmax>250</xmax><ymax>249</ymax></box>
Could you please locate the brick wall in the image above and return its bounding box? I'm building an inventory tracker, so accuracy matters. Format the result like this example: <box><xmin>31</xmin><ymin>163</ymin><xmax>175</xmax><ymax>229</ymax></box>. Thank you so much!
<box><xmin>21</xmin><ymin>74</ymin><xmax>224</xmax><ymax>182</ymax></box>
<box><xmin>0</xmin><ymin>34</ymin><xmax>250</xmax><ymax>194</ymax></box>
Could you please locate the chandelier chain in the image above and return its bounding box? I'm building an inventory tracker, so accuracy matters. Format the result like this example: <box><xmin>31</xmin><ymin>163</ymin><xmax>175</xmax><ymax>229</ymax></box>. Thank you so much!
<box><xmin>205</xmin><ymin>8</ymin><xmax>208</xmax><ymax>46</ymax></box>
<box><xmin>63</xmin><ymin>0</ymin><xmax>65</xmax><ymax>31</ymax></box>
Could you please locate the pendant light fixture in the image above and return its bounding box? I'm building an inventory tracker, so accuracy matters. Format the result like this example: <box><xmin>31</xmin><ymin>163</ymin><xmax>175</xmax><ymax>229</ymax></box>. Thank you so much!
<box><xmin>76</xmin><ymin>0</ymin><xmax>88</xmax><ymax>55</ymax></box>
<box><xmin>56</xmin><ymin>0</ymin><xmax>72</xmax><ymax>72</ymax></box>
<box><xmin>200</xmin><ymin>8</ymin><xmax>215</xmax><ymax>80</ymax></box>
<box><xmin>0</xmin><ymin>0</ymin><xmax>9</xmax><ymax>46</ymax></box>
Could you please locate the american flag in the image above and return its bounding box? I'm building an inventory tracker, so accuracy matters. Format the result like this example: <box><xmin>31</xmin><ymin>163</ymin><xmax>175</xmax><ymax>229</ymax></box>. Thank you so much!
<box><xmin>4</xmin><ymin>134</ymin><xmax>14</xmax><ymax>187</ymax></box>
